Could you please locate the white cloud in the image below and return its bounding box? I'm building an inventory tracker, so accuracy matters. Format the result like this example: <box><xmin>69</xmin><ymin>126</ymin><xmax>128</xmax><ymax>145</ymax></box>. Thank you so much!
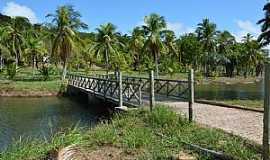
<box><xmin>2</xmin><ymin>2</ymin><xmax>38</xmax><ymax>24</ymax></box>
<box><xmin>167</xmin><ymin>22</ymin><xmax>194</xmax><ymax>36</ymax></box>
<box><xmin>234</xmin><ymin>20</ymin><xmax>260</xmax><ymax>42</ymax></box>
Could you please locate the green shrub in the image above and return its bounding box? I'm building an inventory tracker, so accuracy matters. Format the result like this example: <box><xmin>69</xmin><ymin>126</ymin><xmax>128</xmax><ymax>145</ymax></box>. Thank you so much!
<box><xmin>38</xmin><ymin>64</ymin><xmax>53</xmax><ymax>81</ymax></box>
<box><xmin>145</xmin><ymin>106</ymin><xmax>186</xmax><ymax>128</ymax></box>
<box><xmin>6</xmin><ymin>62</ymin><xmax>18</xmax><ymax>80</ymax></box>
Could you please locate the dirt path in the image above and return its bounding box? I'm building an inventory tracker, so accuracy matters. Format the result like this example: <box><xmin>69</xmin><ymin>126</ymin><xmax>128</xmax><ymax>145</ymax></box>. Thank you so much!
<box><xmin>160</xmin><ymin>101</ymin><xmax>263</xmax><ymax>144</ymax></box>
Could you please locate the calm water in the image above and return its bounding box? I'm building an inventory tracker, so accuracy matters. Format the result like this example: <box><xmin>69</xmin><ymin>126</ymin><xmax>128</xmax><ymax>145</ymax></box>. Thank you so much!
<box><xmin>195</xmin><ymin>82</ymin><xmax>264</xmax><ymax>100</ymax></box>
<box><xmin>0</xmin><ymin>97</ymin><xmax>99</xmax><ymax>151</ymax></box>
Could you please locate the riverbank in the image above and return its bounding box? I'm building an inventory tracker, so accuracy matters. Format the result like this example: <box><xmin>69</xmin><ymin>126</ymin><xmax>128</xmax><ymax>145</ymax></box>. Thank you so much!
<box><xmin>197</xmin><ymin>99</ymin><xmax>264</xmax><ymax>111</ymax></box>
<box><xmin>0</xmin><ymin>80</ymin><xmax>65</xmax><ymax>97</ymax></box>
<box><xmin>0</xmin><ymin>106</ymin><xmax>261</xmax><ymax>160</ymax></box>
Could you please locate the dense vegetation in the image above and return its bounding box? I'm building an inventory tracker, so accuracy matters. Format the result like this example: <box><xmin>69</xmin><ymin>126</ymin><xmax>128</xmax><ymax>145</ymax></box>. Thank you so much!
<box><xmin>0</xmin><ymin>106</ymin><xmax>261</xmax><ymax>160</ymax></box>
<box><xmin>0</xmin><ymin>3</ymin><xmax>270</xmax><ymax>80</ymax></box>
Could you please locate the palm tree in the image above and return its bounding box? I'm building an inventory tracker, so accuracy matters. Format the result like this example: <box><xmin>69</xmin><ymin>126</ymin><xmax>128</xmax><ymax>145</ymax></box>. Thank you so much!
<box><xmin>25</xmin><ymin>34</ymin><xmax>46</xmax><ymax>69</ymax></box>
<box><xmin>47</xmin><ymin>5</ymin><xmax>88</xmax><ymax>80</ymax></box>
<box><xmin>242</xmin><ymin>34</ymin><xmax>262</xmax><ymax>77</ymax></box>
<box><xmin>90</xmin><ymin>23</ymin><xmax>122</xmax><ymax>73</ymax></box>
<box><xmin>196</xmin><ymin>18</ymin><xmax>217</xmax><ymax>76</ymax></box>
<box><xmin>129</xmin><ymin>27</ymin><xmax>145</xmax><ymax>70</ymax></box>
<box><xmin>217</xmin><ymin>31</ymin><xmax>236</xmax><ymax>76</ymax></box>
<box><xmin>4</xmin><ymin>17</ymin><xmax>30</xmax><ymax>68</ymax></box>
<box><xmin>143</xmin><ymin>13</ymin><xmax>166</xmax><ymax>77</ymax></box>
<box><xmin>0</xmin><ymin>27</ymin><xmax>10</xmax><ymax>70</ymax></box>
<box><xmin>162</xmin><ymin>30</ymin><xmax>177</xmax><ymax>59</ymax></box>
<box><xmin>257</xmin><ymin>2</ymin><xmax>270</xmax><ymax>46</ymax></box>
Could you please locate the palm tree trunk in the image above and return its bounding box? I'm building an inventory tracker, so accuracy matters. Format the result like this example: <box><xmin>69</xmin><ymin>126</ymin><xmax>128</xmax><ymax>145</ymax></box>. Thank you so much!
<box><xmin>154</xmin><ymin>51</ymin><xmax>159</xmax><ymax>77</ymax></box>
<box><xmin>62</xmin><ymin>60</ymin><xmax>67</xmax><ymax>80</ymax></box>
<box><xmin>105</xmin><ymin>48</ymin><xmax>109</xmax><ymax>75</ymax></box>
<box><xmin>0</xmin><ymin>53</ymin><xmax>3</xmax><ymax>71</ymax></box>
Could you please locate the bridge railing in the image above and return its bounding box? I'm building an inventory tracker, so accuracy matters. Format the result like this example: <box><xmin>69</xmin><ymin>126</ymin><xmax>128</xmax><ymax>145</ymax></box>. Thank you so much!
<box><xmin>93</xmin><ymin>73</ymin><xmax>190</xmax><ymax>100</ymax></box>
<box><xmin>67</xmin><ymin>74</ymin><xmax>143</xmax><ymax>106</ymax></box>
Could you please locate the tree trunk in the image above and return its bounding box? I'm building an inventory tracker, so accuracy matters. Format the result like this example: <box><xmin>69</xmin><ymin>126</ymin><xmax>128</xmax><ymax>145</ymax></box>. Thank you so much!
<box><xmin>32</xmin><ymin>54</ymin><xmax>35</xmax><ymax>69</ymax></box>
<box><xmin>0</xmin><ymin>53</ymin><xmax>3</xmax><ymax>71</ymax></box>
<box><xmin>105</xmin><ymin>48</ymin><xmax>109</xmax><ymax>75</ymax></box>
<box><xmin>154</xmin><ymin>51</ymin><xmax>159</xmax><ymax>77</ymax></box>
<box><xmin>62</xmin><ymin>60</ymin><xmax>67</xmax><ymax>80</ymax></box>
<box><xmin>15</xmin><ymin>53</ymin><xmax>19</xmax><ymax>69</ymax></box>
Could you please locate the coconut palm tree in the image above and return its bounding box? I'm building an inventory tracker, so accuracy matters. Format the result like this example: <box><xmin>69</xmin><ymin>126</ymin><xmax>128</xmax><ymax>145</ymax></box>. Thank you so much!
<box><xmin>90</xmin><ymin>23</ymin><xmax>122</xmax><ymax>73</ymax></box>
<box><xmin>257</xmin><ymin>2</ymin><xmax>270</xmax><ymax>46</ymax></box>
<box><xmin>196</xmin><ymin>18</ymin><xmax>218</xmax><ymax>76</ymax></box>
<box><xmin>129</xmin><ymin>27</ymin><xmax>145</xmax><ymax>70</ymax></box>
<box><xmin>0</xmin><ymin>27</ymin><xmax>10</xmax><ymax>70</ymax></box>
<box><xmin>162</xmin><ymin>30</ymin><xmax>177</xmax><ymax>59</ymax></box>
<box><xmin>242</xmin><ymin>34</ymin><xmax>262</xmax><ymax>77</ymax></box>
<box><xmin>25</xmin><ymin>34</ymin><xmax>46</xmax><ymax>69</ymax></box>
<box><xmin>47</xmin><ymin>5</ymin><xmax>88</xmax><ymax>80</ymax></box>
<box><xmin>4</xmin><ymin>17</ymin><xmax>30</xmax><ymax>68</ymax></box>
<box><xmin>143</xmin><ymin>13</ymin><xmax>167</xmax><ymax>77</ymax></box>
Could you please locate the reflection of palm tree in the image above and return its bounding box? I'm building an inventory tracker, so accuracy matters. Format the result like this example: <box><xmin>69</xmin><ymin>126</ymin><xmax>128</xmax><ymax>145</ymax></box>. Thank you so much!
<box><xmin>196</xmin><ymin>18</ymin><xmax>217</xmax><ymax>76</ymax></box>
<box><xmin>90</xmin><ymin>23</ymin><xmax>122</xmax><ymax>73</ymax></box>
<box><xmin>47</xmin><ymin>5</ymin><xmax>88</xmax><ymax>80</ymax></box>
<box><xmin>143</xmin><ymin>13</ymin><xmax>166</xmax><ymax>77</ymax></box>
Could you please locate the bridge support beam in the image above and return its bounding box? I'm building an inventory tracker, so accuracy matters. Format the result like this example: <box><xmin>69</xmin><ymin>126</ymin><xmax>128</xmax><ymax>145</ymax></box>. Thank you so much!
<box><xmin>188</xmin><ymin>69</ymin><xmax>194</xmax><ymax>122</ymax></box>
<box><xmin>150</xmin><ymin>70</ymin><xmax>155</xmax><ymax>111</ymax></box>
<box><xmin>263</xmin><ymin>64</ymin><xmax>270</xmax><ymax>160</ymax></box>
<box><xmin>118</xmin><ymin>71</ymin><xmax>123</xmax><ymax>108</ymax></box>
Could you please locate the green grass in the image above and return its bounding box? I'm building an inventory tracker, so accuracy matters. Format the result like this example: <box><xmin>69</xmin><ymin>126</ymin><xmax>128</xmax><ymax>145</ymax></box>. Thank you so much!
<box><xmin>0</xmin><ymin>106</ymin><xmax>262</xmax><ymax>160</ymax></box>
<box><xmin>0</xmin><ymin>67</ymin><xmax>64</xmax><ymax>95</ymax></box>
<box><xmin>0</xmin><ymin>80</ymin><xmax>63</xmax><ymax>93</ymax></box>
<box><xmin>222</xmin><ymin>99</ymin><xmax>263</xmax><ymax>109</ymax></box>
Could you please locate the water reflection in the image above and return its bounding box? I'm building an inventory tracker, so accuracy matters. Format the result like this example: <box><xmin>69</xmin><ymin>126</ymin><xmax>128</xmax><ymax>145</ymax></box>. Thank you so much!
<box><xmin>195</xmin><ymin>82</ymin><xmax>264</xmax><ymax>100</ymax></box>
<box><xmin>0</xmin><ymin>97</ymin><xmax>98</xmax><ymax>151</ymax></box>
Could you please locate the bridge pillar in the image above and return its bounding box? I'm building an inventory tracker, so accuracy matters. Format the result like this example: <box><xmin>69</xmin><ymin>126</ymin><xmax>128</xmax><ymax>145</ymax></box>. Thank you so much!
<box><xmin>188</xmin><ymin>69</ymin><xmax>194</xmax><ymax>122</ymax></box>
<box><xmin>263</xmin><ymin>64</ymin><xmax>270</xmax><ymax>160</ymax></box>
<box><xmin>118</xmin><ymin>71</ymin><xmax>123</xmax><ymax>108</ymax></box>
<box><xmin>150</xmin><ymin>70</ymin><xmax>155</xmax><ymax>111</ymax></box>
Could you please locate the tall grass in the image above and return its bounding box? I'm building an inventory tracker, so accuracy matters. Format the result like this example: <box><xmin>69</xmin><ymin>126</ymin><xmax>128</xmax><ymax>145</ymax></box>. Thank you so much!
<box><xmin>0</xmin><ymin>106</ymin><xmax>262</xmax><ymax>160</ymax></box>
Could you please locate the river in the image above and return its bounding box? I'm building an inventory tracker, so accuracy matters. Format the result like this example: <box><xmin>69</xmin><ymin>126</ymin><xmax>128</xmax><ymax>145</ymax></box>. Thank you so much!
<box><xmin>0</xmin><ymin>97</ymin><xmax>100</xmax><ymax>151</ymax></box>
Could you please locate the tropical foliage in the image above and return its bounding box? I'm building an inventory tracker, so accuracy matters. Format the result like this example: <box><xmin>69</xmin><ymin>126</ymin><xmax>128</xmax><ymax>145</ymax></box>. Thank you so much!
<box><xmin>0</xmin><ymin>4</ymin><xmax>268</xmax><ymax>79</ymax></box>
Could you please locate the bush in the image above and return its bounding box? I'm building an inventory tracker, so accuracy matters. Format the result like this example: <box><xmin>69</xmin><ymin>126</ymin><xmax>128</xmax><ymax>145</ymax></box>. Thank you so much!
<box><xmin>145</xmin><ymin>106</ymin><xmax>187</xmax><ymax>128</ymax></box>
<box><xmin>6</xmin><ymin>62</ymin><xmax>18</xmax><ymax>80</ymax></box>
<box><xmin>38</xmin><ymin>64</ymin><xmax>53</xmax><ymax>81</ymax></box>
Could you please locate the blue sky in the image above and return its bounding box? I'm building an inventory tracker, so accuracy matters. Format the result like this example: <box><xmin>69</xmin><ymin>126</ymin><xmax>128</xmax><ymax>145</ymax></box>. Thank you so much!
<box><xmin>0</xmin><ymin>0</ymin><xmax>266</xmax><ymax>41</ymax></box>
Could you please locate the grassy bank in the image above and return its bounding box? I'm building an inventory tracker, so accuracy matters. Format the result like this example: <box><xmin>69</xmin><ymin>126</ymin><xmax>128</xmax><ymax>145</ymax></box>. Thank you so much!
<box><xmin>197</xmin><ymin>99</ymin><xmax>264</xmax><ymax>109</ymax></box>
<box><xmin>0</xmin><ymin>67</ymin><xmax>64</xmax><ymax>96</ymax></box>
<box><xmin>0</xmin><ymin>80</ymin><xmax>64</xmax><ymax>96</ymax></box>
<box><xmin>219</xmin><ymin>99</ymin><xmax>263</xmax><ymax>109</ymax></box>
<box><xmin>0</xmin><ymin>106</ymin><xmax>261</xmax><ymax>160</ymax></box>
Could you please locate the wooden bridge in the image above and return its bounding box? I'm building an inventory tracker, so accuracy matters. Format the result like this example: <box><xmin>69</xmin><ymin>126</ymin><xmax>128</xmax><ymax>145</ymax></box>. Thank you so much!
<box><xmin>67</xmin><ymin>70</ymin><xmax>194</xmax><ymax>121</ymax></box>
<box><xmin>67</xmin><ymin>70</ymin><xmax>195</xmax><ymax>121</ymax></box>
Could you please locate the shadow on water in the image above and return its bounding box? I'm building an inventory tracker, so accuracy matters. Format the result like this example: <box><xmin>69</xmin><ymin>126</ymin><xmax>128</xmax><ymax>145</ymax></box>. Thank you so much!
<box><xmin>0</xmin><ymin>95</ymin><xmax>114</xmax><ymax>151</ymax></box>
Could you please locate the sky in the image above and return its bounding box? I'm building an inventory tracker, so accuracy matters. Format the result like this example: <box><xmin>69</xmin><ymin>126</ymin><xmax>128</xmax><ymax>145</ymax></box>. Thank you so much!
<box><xmin>0</xmin><ymin>0</ymin><xmax>266</xmax><ymax>42</ymax></box>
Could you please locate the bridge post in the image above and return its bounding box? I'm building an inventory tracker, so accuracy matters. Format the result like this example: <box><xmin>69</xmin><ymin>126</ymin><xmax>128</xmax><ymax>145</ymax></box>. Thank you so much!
<box><xmin>188</xmin><ymin>69</ymin><xmax>194</xmax><ymax>122</ymax></box>
<box><xmin>263</xmin><ymin>64</ymin><xmax>270</xmax><ymax>160</ymax></box>
<box><xmin>150</xmin><ymin>70</ymin><xmax>155</xmax><ymax>111</ymax></box>
<box><xmin>118</xmin><ymin>71</ymin><xmax>123</xmax><ymax>108</ymax></box>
